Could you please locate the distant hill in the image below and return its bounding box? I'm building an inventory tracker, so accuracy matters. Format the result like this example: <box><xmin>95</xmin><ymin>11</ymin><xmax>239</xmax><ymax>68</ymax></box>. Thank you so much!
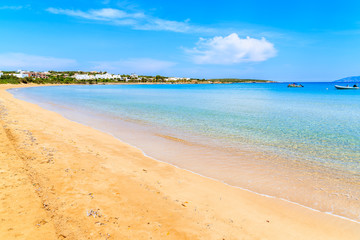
<box><xmin>208</xmin><ymin>78</ymin><xmax>276</xmax><ymax>83</ymax></box>
<box><xmin>334</xmin><ymin>76</ymin><xmax>360</xmax><ymax>83</ymax></box>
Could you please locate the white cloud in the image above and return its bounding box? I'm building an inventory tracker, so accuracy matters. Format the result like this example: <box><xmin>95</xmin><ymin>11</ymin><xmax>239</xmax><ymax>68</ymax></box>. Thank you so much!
<box><xmin>92</xmin><ymin>58</ymin><xmax>176</xmax><ymax>74</ymax></box>
<box><xmin>46</xmin><ymin>7</ymin><xmax>143</xmax><ymax>21</ymax></box>
<box><xmin>90</xmin><ymin>8</ymin><xmax>128</xmax><ymax>19</ymax></box>
<box><xmin>135</xmin><ymin>18</ymin><xmax>190</xmax><ymax>32</ymax></box>
<box><xmin>0</xmin><ymin>53</ymin><xmax>77</xmax><ymax>70</ymax></box>
<box><xmin>187</xmin><ymin>33</ymin><xmax>277</xmax><ymax>64</ymax></box>
<box><xmin>0</xmin><ymin>5</ymin><xmax>25</xmax><ymax>10</ymax></box>
<box><xmin>46</xmin><ymin>7</ymin><xmax>214</xmax><ymax>33</ymax></box>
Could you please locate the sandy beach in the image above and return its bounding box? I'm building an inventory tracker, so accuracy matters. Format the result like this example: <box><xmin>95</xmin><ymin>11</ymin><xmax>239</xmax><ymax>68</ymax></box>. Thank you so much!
<box><xmin>0</xmin><ymin>84</ymin><xmax>359</xmax><ymax>240</ymax></box>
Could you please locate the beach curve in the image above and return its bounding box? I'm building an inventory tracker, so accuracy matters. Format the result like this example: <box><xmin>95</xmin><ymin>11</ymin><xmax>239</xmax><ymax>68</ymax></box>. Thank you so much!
<box><xmin>1</xmin><ymin>84</ymin><xmax>360</xmax><ymax>239</ymax></box>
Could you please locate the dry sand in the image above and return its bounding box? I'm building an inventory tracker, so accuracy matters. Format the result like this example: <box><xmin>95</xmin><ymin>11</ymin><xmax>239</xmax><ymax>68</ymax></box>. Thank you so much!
<box><xmin>0</xmin><ymin>84</ymin><xmax>359</xmax><ymax>240</ymax></box>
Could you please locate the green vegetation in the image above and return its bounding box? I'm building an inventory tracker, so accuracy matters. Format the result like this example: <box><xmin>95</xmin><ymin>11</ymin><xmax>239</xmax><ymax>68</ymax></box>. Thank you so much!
<box><xmin>0</xmin><ymin>75</ymin><xmax>80</xmax><ymax>84</ymax></box>
<box><xmin>0</xmin><ymin>75</ymin><xmax>23</xmax><ymax>84</ymax></box>
<box><xmin>0</xmin><ymin>71</ymin><xmax>275</xmax><ymax>85</ymax></box>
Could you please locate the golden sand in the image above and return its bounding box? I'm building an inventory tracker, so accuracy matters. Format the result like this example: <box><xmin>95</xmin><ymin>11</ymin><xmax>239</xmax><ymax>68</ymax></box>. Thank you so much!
<box><xmin>0</xmin><ymin>84</ymin><xmax>359</xmax><ymax>239</ymax></box>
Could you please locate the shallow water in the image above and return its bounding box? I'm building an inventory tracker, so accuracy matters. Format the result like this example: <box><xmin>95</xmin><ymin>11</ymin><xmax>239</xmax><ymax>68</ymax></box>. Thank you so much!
<box><xmin>10</xmin><ymin>83</ymin><xmax>360</xmax><ymax>221</ymax></box>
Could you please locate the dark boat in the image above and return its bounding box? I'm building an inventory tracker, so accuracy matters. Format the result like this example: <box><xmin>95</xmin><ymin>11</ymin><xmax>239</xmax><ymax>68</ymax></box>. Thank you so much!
<box><xmin>287</xmin><ymin>83</ymin><xmax>304</xmax><ymax>88</ymax></box>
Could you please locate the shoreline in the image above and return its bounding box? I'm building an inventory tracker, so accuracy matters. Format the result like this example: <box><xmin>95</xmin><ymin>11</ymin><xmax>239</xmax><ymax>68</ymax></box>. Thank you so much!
<box><xmin>1</xmin><ymin>83</ymin><xmax>360</xmax><ymax>239</ymax></box>
<box><xmin>99</xmin><ymin>128</ymin><xmax>360</xmax><ymax>225</ymax></box>
<box><xmin>42</xmin><ymin>107</ymin><xmax>360</xmax><ymax>225</ymax></box>
<box><xmin>11</xmin><ymin>84</ymin><xmax>360</xmax><ymax>222</ymax></box>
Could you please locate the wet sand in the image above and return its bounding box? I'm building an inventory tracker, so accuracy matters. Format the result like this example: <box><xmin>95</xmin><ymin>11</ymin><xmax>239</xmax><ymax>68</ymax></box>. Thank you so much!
<box><xmin>1</xmin><ymin>84</ymin><xmax>360</xmax><ymax>239</ymax></box>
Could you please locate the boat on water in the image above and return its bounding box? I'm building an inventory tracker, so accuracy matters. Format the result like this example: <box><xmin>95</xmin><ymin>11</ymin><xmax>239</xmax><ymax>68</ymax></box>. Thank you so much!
<box><xmin>334</xmin><ymin>84</ymin><xmax>359</xmax><ymax>90</ymax></box>
<box><xmin>287</xmin><ymin>83</ymin><xmax>304</xmax><ymax>88</ymax></box>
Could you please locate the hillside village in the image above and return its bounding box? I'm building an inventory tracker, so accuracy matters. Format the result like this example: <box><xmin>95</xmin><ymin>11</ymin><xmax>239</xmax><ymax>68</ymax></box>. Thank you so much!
<box><xmin>0</xmin><ymin>70</ymin><xmax>274</xmax><ymax>84</ymax></box>
<box><xmin>0</xmin><ymin>70</ymin><xmax>194</xmax><ymax>83</ymax></box>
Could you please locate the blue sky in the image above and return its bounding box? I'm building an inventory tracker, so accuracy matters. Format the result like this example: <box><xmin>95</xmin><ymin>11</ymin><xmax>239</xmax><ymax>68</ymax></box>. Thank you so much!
<box><xmin>1</xmin><ymin>0</ymin><xmax>360</xmax><ymax>81</ymax></box>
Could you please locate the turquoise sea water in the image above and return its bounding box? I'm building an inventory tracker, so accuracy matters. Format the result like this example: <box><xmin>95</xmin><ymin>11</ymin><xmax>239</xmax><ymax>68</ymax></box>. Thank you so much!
<box><xmin>9</xmin><ymin>83</ymin><xmax>360</xmax><ymax>220</ymax></box>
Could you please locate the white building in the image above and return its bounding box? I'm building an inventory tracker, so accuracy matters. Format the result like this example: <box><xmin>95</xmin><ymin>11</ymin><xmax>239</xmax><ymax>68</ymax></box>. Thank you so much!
<box><xmin>0</xmin><ymin>72</ymin><xmax>3</xmax><ymax>77</ymax></box>
<box><xmin>95</xmin><ymin>73</ymin><xmax>114</xmax><ymax>79</ymax></box>
<box><xmin>167</xmin><ymin>77</ymin><xmax>191</xmax><ymax>81</ymax></box>
<box><xmin>75</xmin><ymin>74</ymin><xmax>95</xmax><ymax>80</ymax></box>
<box><xmin>12</xmin><ymin>70</ymin><xmax>30</xmax><ymax>78</ymax></box>
<box><xmin>130</xmin><ymin>74</ymin><xmax>138</xmax><ymax>79</ymax></box>
<box><xmin>95</xmin><ymin>74</ymin><xmax>104</xmax><ymax>79</ymax></box>
<box><xmin>12</xmin><ymin>73</ymin><xmax>28</xmax><ymax>78</ymax></box>
<box><xmin>75</xmin><ymin>74</ymin><xmax>86</xmax><ymax>80</ymax></box>
<box><xmin>112</xmin><ymin>74</ymin><xmax>123</xmax><ymax>80</ymax></box>
<box><xmin>167</xmin><ymin>77</ymin><xmax>183</xmax><ymax>81</ymax></box>
<box><xmin>75</xmin><ymin>73</ymin><xmax>124</xmax><ymax>80</ymax></box>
